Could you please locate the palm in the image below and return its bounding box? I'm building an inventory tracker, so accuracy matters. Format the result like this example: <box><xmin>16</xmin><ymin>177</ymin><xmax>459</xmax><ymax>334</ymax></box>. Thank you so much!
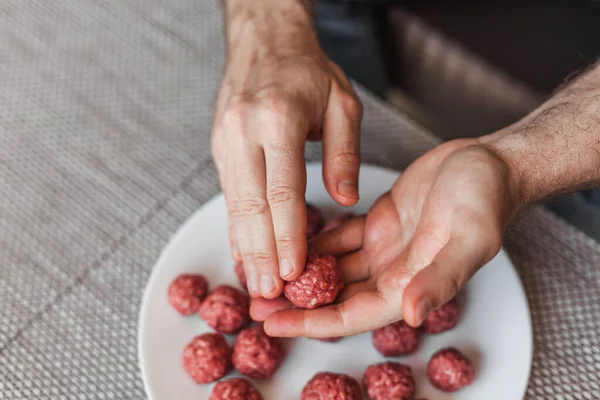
<box><xmin>253</xmin><ymin>139</ymin><xmax>515</xmax><ymax>338</ymax></box>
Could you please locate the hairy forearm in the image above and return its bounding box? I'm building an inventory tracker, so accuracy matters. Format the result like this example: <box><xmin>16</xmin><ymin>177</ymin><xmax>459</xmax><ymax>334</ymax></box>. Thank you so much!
<box><xmin>222</xmin><ymin>0</ymin><xmax>317</xmax><ymax>61</ymax></box>
<box><xmin>483</xmin><ymin>63</ymin><xmax>600</xmax><ymax>207</ymax></box>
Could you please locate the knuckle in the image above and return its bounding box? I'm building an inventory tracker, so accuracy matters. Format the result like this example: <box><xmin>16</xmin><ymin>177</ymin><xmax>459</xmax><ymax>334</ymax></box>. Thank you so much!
<box><xmin>258</xmin><ymin>90</ymin><xmax>295</xmax><ymax>117</ymax></box>
<box><xmin>252</xmin><ymin>250</ymin><xmax>277</xmax><ymax>266</ymax></box>
<box><xmin>275</xmin><ymin>234</ymin><xmax>297</xmax><ymax>249</ymax></box>
<box><xmin>339</xmin><ymin>92</ymin><xmax>363</xmax><ymax>118</ymax></box>
<box><xmin>333</xmin><ymin>150</ymin><xmax>360</xmax><ymax>168</ymax></box>
<box><xmin>266</xmin><ymin>183</ymin><xmax>297</xmax><ymax>206</ymax></box>
<box><xmin>229</xmin><ymin>197</ymin><xmax>269</xmax><ymax>219</ymax></box>
<box><xmin>221</xmin><ymin>100</ymin><xmax>250</xmax><ymax>133</ymax></box>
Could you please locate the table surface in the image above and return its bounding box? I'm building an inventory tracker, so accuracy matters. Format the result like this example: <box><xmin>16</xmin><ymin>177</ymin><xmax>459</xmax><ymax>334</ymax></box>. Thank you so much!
<box><xmin>0</xmin><ymin>1</ymin><xmax>598</xmax><ymax>399</ymax></box>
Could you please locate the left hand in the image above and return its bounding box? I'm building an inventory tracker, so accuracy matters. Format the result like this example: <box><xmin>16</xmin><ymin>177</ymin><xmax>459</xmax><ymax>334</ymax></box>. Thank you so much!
<box><xmin>251</xmin><ymin>138</ymin><xmax>521</xmax><ymax>338</ymax></box>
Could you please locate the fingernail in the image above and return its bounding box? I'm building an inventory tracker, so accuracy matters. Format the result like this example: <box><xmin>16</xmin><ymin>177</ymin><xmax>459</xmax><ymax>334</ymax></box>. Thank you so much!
<box><xmin>338</xmin><ymin>180</ymin><xmax>359</xmax><ymax>199</ymax></box>
<box><xmin>260</xmin><ymin>274</ymin><xmax>275</xmax><ymax>295</ymax></box>
<box><xmin>280</xmin><ymin>259</ymin><xmax>293</xmax><ymax>278</ymax></box>
<box><xmin>247</xmin><ymin>270</ymin><xmax>259</xmax><ymax>293</ymax></box>
<box><xmin>415</xmin><ymin>299</ymin><xmax>431</xmax><ymax>325</ymax></box>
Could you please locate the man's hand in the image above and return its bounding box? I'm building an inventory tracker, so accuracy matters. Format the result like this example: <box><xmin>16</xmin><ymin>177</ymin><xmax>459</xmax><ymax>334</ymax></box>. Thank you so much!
<box><xmin>250</xmin><ymin>138</ymin><xmax>519</xmax><ymax>337</ymax></box>
<box><xmin>251</xmin><ymin>63</ymin><xmax>600</xmax><ymax>338</ymax></box>
<box><xmin>212</xmin><ymin>0</ymin><xmax>363</xmax><ymax>299</ymax></box>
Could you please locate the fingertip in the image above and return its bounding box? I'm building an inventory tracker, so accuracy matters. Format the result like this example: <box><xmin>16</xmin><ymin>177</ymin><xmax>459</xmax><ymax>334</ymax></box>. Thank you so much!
<box><xmin>337</xmin><ymin>180</ymin><xmax>359</xmax><ymax>201</ymax></box>
<box><xmin>279</xmin><ymin>244</ymin><xmax>306</xmax><ymax>281</ymax></box>
<box><xmin>324</xmin><ymin>176</ymin><xmax>360</xmax><ymax>207</ymax></box>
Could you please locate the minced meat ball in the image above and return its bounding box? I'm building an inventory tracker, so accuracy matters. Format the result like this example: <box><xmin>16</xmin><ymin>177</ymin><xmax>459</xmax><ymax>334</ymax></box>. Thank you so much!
<box><xmin>422</xmin><ymin>297</ymin><xmax>460</xmax><ymax>334</ymax></box>
<box><xmin>182</xmin><ymin>333</ymin><xmax>231</xmax><ymax>384</ymax></box>
<box><xmin>322</xmin><ymin>213</ymin><xmax>355</xmax><ymax>232</ymax></box>
<box><xmin>232</xmin><ymin>326</ymin><xmax>285</xmax><ymax>379</ymax></box>
<box><xmin>284</xmin><ymin>253</ymin><xmax>343</xmax><ymax>309</ymax></box>
<box><xmin>363</xmin><ymin>362</ymin><xmax>415</xmax><ymax>400</ymax></box>
<box><xmin>168</xmin><ymin>274</ymin><xmax>208</xmax><ymax>316</ymax></box>
<box><xmin>427</xmin><ymin>347</ymin><xmax>475</xmax><ymax>392</ymax></box>
<box><xmin>234</xmin><ymin>261</ymin><xmax>247</xmax><ymax>289</ymax></box>
<box><xmin>306</xmin><ymin>203</ymin><xmax>324</xmax><ymax>239</ymax></box>
<box><xmin>209</xmin><ymin>378</ymin><xmax>262</xmax><ymax>400</ymax></box>
<box><xmin>198</xmin><ymin>285</ymin><xmax>250</xmax><ymax>333</ymax></box>
<box><xmin>373</xmin><ymin>320</ymin><xmax>421</xmax><ymax>356</ymax></box>
<box><xmin>301</xmin><ymin>372</ymin><xmax>362</xmax><ymax>400</ymax></box>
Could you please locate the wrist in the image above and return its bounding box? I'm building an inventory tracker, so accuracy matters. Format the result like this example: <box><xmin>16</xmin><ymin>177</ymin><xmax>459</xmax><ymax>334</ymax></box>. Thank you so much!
<box><xmin>224</xmin><ymin>0</ymin><xmax>315</xmax><ymax>53</ymax></box>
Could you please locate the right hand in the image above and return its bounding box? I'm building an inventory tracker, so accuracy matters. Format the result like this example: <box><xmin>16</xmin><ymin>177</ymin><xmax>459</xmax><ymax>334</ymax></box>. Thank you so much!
<box><xmin>212</xmin><ymin>0</ymin><xmax>363</xmax><ymax>299</ymax></box>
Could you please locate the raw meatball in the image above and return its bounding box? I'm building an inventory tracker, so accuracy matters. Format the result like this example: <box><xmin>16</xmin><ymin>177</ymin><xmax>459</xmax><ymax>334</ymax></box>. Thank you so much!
<box><xmin>373</xmin><ymin>320</ymin><xmax>421</xmax><ymax>356</ymax></box>
<box><xmin>427</xmin><ymin>347</ymin><xmax>475</xmax><ymax>392</ymax></box>
<box><xmin>168</xmin><ymin>274</ymin><xmax>208</xmax><ymax>316</ymax></box>
<box><xmin>306</xmin><ymin>203</ymin><xmax>324</xmax><ymax>239</ymax></box>
<box><xmin>235</xmin><ymin>261</ymin><xmax>247</xmax><ymax>289</ymax></box>
<box><xmin>284</xmin><ymin>253</ymin><xmax>344</xmax><ymax>309</ymax></box>
<box><xmin>182</xmin><ymin>333</ymin><xmax>231</xmax><ymax>384</ymax></box>
<box><xmin>363</xmin><ymin>362</ymin><xmax>415</xmax><ymax>400</ymax></box>
<box><xmin>209</xmin><ymin>378</ymin><xmax>262</xmax><ymax>400</ymax></box>
<box><xmin>199</xmin><ymin>285</ymin><xmax>250</xmax><ymax>333</ymax></box>
<box><xmin>422</xmin><ymin>297</ymin><xmax>460</xmax><ymax>334</ymax></box>
<box><xmin>322</xmin><ymin>213</ymin><xmax>355</xmax><ymax>232</ymax></box>
<box><xmin>301</xmin><ymin>372</ymin><xmax>362</xmax><ymax>400</ymax></box>
<box><xmin>232</xmin><ymin>326</ymin><xmax>285</xmax><ymax>379</ymax></box>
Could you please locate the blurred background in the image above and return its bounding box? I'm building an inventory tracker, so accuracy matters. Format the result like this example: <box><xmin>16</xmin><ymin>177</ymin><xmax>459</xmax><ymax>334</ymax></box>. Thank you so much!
<box><xmin>315</xmin><ymin>0</ymin><xmax>600</xmax><ymax>240</ymax></box>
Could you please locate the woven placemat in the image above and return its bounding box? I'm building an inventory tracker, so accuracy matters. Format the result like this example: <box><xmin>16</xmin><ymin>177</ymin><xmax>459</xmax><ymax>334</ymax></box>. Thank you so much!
<box><xmin>0</xmin><ymin>1</ymin><xmax>598</xmax><ymax>398</ymax></box>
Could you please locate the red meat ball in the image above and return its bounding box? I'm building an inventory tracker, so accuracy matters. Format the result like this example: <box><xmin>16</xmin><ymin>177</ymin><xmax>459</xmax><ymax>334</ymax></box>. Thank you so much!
<box><xmin>301</xmin><ymin>372</ymin><xmax>362</xmax><ymax>400</ymax></box>
<box><xmin>168</xmin><ymin>274</ymin><xmax>208</xmax><ymax>316</ymax></box>
<box><xmin>427</xmin><ymin>347</ymin><xmax>475</xmax><ymax>392</ymax></box>
<box><xmin>322</xmin><ymin>213</ymin><xmax>355</xmax><ymax>232</ymax></box>
<box><xmin>363</xmin><ymin>362</ymin><xmax>415</xmax><ymax>400</ymax></box>
<box><xmin>234</xmin><ymin>261</ymin><xmax>247</xmax><ymax>289</ymax></box>
<box><xmin>182</xmin><ymin>333</ymin><xmax>231</xmax><ymax>384</ymax></box>
<box><xmin>232</xmin><ymin>326</ymin><xmax>285</xmax><ymax>379</ymax></box>
<box><xmin>422</xmin><ymin>297</ymin><xmax>460</xmax><ymax>334</ymax></box>
<box><xmin>284</xmin><ymin>253</ymin><xmax>344</xmax><ymax>309</ymax></box>
<box><xmin>198</xmin><ymin>285</ymin><xmax>250</xmax><ymax>333</ymax></box>
<box><xmin>209</xmin><ymin>378</ymin><xmax>262</xmax><ymax>400</ymax></box>
<box><xmin>373</xmin><ymin>320</ymin><xmax>421</xmax><ymax>356</ymax></box>
<box><xmin>306</xmin><ymin>203</ymin><xmax>324</xmax><ymax>239</ymax></box>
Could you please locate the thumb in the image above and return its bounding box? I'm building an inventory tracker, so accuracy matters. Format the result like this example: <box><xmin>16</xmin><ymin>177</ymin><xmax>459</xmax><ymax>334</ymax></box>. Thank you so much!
<box><xmin>322</xmin><ymin>83</ymin><xmax>362</xmax><ymax>206</ymax></box>
<box><xmin>401</xmin><ymin>232</ymin><xmax>500</xmax><ymax>327</ymax></box>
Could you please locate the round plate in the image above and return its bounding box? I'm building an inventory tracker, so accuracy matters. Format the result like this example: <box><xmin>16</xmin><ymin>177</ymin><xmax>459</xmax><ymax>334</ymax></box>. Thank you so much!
<box><xmin>139</xmin><ymin>163</ymin><xmax>532</xmax><ymax>400</ymax></box>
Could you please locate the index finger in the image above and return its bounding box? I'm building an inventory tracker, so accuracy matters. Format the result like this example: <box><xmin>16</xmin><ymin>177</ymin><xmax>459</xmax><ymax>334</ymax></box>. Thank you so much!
<box><xmin>263</xmin><ymin>290</ymin><xmax>394</xmax><ymax>338</ymax></box>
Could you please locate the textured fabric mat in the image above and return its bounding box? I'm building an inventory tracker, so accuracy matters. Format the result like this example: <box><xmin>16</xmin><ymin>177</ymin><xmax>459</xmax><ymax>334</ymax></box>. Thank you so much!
<box><xmin>0</xmin><ymin>1</ymin><xmax>598</xmax><ymax>399</ymax></box>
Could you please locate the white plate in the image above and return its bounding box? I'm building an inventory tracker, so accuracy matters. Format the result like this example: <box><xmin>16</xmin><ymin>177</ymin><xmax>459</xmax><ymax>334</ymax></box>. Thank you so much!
<box><xmin>139</xmin><ymin>163</ymin><xmax>533</xmax><ymax>400</ymax></box>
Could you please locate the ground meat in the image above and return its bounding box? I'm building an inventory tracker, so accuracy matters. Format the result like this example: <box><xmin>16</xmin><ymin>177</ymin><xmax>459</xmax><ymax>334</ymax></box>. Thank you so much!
<box><xmin>168</xmin><ymin>274</ymin><xmax>209</xmax><ymax>316</ymax></box>
<box><xmin>234</xmin><ymin>261</ymin><xmax>247</xmax><ymax>289</ymax></box>
<box><xmin>322</xmin><ymin>213</ymin><xmax>355</xmax><ymax>232</ymax></box>
<box><xmin>301</xmin><ymin>372</ymin><xmax>362</xmax><ymax>400</ymax></box>
<box><xmin>427</xmin><ymin>347</ymin><xmax>475</xmax><ymax>392</ymax></box>
<box><xmin>422</xmin><ymin>297</ymin><xmax>460</xmax><ymax>334</ymax></box>
<box><xmin>372</xmin><ymin>320</ymin><xmax>421</xmax><ymax>356</ymax></box>
<box><xmin>182</xmin><ymin>333</ymin><xmax>231</xmax><ymax>384</ymax></box>
<box><xmin>232</xmin><ymin>326</ymin><xmax>285</xmax><ymax>379</ymax></box>
<box><xmin>306</xmin><ymin>203</ymin><xmax>324</xmax><ymax>239</ymax></box>
<box><xmin>209</xmin><ymin>378</ymin><xmax>263</xmax><ymax>400</ymax></box>
<box><xmin>284</xmin><ymin>253</ymin><xmax>343</xmax><ymax>309</ymax></box>
<box><xmin>363</xmin><ymin>362</ymin><xmax>415</xmax><ymax>400</ymax></box>
<box><xmin>198</xmin><ymin>285</ymin><xmax>250</xmax><ymax>333</ymax></box>
<box><xmin>315</xmin><ymin>336</ymin><xmax>342</xmax><ymax>343</ymax></box>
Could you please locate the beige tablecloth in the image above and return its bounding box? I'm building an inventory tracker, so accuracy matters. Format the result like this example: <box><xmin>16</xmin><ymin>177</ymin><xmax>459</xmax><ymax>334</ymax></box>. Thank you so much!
<box><xmin>0</xmin><ymin>1</ymin><xmax>598</xmax><ymax>399</ymax></box>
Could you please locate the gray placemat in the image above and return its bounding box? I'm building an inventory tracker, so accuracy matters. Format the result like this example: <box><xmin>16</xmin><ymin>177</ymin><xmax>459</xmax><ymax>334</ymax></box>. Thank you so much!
<box><xmin>0</xmin><ymin>1</ymin><xmax>598</xmax><ymax>399</ymax></box>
